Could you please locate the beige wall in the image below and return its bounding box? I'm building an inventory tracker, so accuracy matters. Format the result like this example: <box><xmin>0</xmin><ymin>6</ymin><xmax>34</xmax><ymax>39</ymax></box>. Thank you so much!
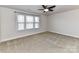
<box><xmin>48</xmin><ymin>9</ymin><xmax>79</xmax><ymax>38</ymax></box>
<box><xmin>0</xmin><ymin>7</ymin><xmax>48</xmax><ymax>42</ymax></box>
<box><xmin>1</xmin><ymin>6</ymin><xmax>79</xmax><ymax>42</ymax></box>
<box><xmin>0</xmin><ymin>8</ymin><xmax>1</xmax><ymax>40</ymax></box>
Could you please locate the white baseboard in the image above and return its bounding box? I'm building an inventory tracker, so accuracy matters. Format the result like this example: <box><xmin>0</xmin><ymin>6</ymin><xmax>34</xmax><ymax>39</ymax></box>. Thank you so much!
<box><xmin>1</xmin><ymin>31</ymin><xmax>79</xmax><ymax>43</ymax></box>
<box><xmin>0</xmin><ymin>31</ymin><xmax>47</xmax><ymax>43</ymax></box>
<box><xmin>50</xmin><ymin>31</ymin><xmax>79</xmax><ymax>39</ymax></box>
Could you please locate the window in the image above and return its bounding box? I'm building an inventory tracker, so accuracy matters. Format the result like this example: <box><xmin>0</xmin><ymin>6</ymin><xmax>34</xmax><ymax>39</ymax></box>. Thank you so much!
<box><xmin>35</xmin><ymin>16</ymin><xmax>39</xmax><ymax>28</ymax></box>
<box><xmin>16</xmin><ymin>14</ymin><xmax>40</xmax><ymax>31</ymax></box>
<box><xmin>26</xmin><ymin>16</ymin><xmax>34</xmax><ymax>29</ymax></box>
<box><xmin>17</xmin><ymin>15</ymin><xmax>25</xmax><ymax>30</ymax></box>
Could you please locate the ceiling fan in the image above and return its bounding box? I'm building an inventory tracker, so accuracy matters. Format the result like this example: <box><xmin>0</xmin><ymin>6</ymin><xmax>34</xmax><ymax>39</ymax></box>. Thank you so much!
<box><xmin>38</xmin><ymin>5</ymin><xmax>56</xmax><ymax>13</ymax></box>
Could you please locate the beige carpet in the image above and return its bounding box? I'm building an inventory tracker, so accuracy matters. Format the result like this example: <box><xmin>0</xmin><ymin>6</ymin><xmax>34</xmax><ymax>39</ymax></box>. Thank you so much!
<box><xmin>0</xmin><ymin>32</ymin><xmax>79</xmax><ymax>53</ymax></box>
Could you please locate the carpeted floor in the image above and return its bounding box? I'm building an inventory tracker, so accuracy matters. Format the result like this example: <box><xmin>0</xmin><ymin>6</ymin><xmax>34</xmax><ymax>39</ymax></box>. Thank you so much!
<box><xmin>0</xmin><ymin>32</ymin><xmax>79</xmax><ymax>53</ymax></box>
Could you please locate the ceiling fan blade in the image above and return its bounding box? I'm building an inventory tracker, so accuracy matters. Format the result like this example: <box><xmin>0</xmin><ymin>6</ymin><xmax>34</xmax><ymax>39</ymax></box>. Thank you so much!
<box><xmin>48</xmin><ymin>8</ymin><xmax>53</xmax><ymax>11</ymax></box>
<box><xmin>42</xmin><ymin>5</ymin><xmax>47</xmax><ymax>9</ymax></box>
<box><xmin>49</xmin><ymin>9</ymin><xmax>53</xmax><ymax>11</ymax></box>
<box><xmin>48</xmin><ymin>5</ymin><xmax>56</xmax><ymax>9</ymax></box>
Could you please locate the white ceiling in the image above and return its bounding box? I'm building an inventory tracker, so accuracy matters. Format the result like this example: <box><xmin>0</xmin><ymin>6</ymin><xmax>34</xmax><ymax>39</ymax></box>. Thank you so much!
<box><xmin>1</xmin><ymin>5</ymin><xmax>79</xmax><ymax>15</ymax></box>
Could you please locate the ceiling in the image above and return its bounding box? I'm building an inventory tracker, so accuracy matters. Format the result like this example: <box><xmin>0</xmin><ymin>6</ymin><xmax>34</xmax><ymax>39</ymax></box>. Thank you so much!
<box><xmin>1</xmin><ymin>5</ymin><xmax>79</xmax><ymax>15</ymax></box>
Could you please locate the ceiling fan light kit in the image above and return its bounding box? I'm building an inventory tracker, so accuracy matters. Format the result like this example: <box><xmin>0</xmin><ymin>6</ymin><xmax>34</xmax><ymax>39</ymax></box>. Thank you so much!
<box><xmin>44</xmin><ymin>9</ymin><xmax>49</xmax><ymax>12</ymax></box>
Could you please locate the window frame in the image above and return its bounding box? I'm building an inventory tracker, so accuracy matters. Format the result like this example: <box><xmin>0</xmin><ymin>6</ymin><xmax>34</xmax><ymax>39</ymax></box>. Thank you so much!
<box><xmin>34</xmin><ymin>16</ymin><xmax>40</xmax><ymax>29</ymax></box>
<box><xmin>16</xmin><ymin>13</ymin><xmax>40</xmax><ymax>31</ymax></box>
<box><xmin>16</xmin><ymin>14</ymin><xmax>25</xmax><ymax>31</ymax></box>
<box><xmin>25</xmin><ymin>15</ymin><xmax>34</xmax><ymax>30</ymax></box>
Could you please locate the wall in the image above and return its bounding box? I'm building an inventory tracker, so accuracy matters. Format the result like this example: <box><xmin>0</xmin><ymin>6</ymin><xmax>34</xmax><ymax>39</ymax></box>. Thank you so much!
<box><xmin>0</xmin><ymin>7</ymin><xmax>47</xmax><ymax>42</ymax></box>
<box><xmin>48</xmin><ymin>9</ymin><xmax>79</xmax><ymax>38</ymax></box>
<box><xmin>1</xmin><ymin>6</ymin><xmax>79</xmax><ymax>42</ymax></box>
<box><xmin>0</xmin><ymin>8</ymin><xmax>1</xmax><ymax>40</ymax></box>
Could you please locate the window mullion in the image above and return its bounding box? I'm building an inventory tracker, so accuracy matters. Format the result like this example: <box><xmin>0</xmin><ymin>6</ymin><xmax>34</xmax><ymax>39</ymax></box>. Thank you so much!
<box><xmin>24</xmin><ymin>15</ymin><xmax>26</xmax><ymax>30</ymax></box>
<box><xmin>33</xmin><ymin>16</ymin><xmax>35</xmax><ymax>29</ymax></box>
